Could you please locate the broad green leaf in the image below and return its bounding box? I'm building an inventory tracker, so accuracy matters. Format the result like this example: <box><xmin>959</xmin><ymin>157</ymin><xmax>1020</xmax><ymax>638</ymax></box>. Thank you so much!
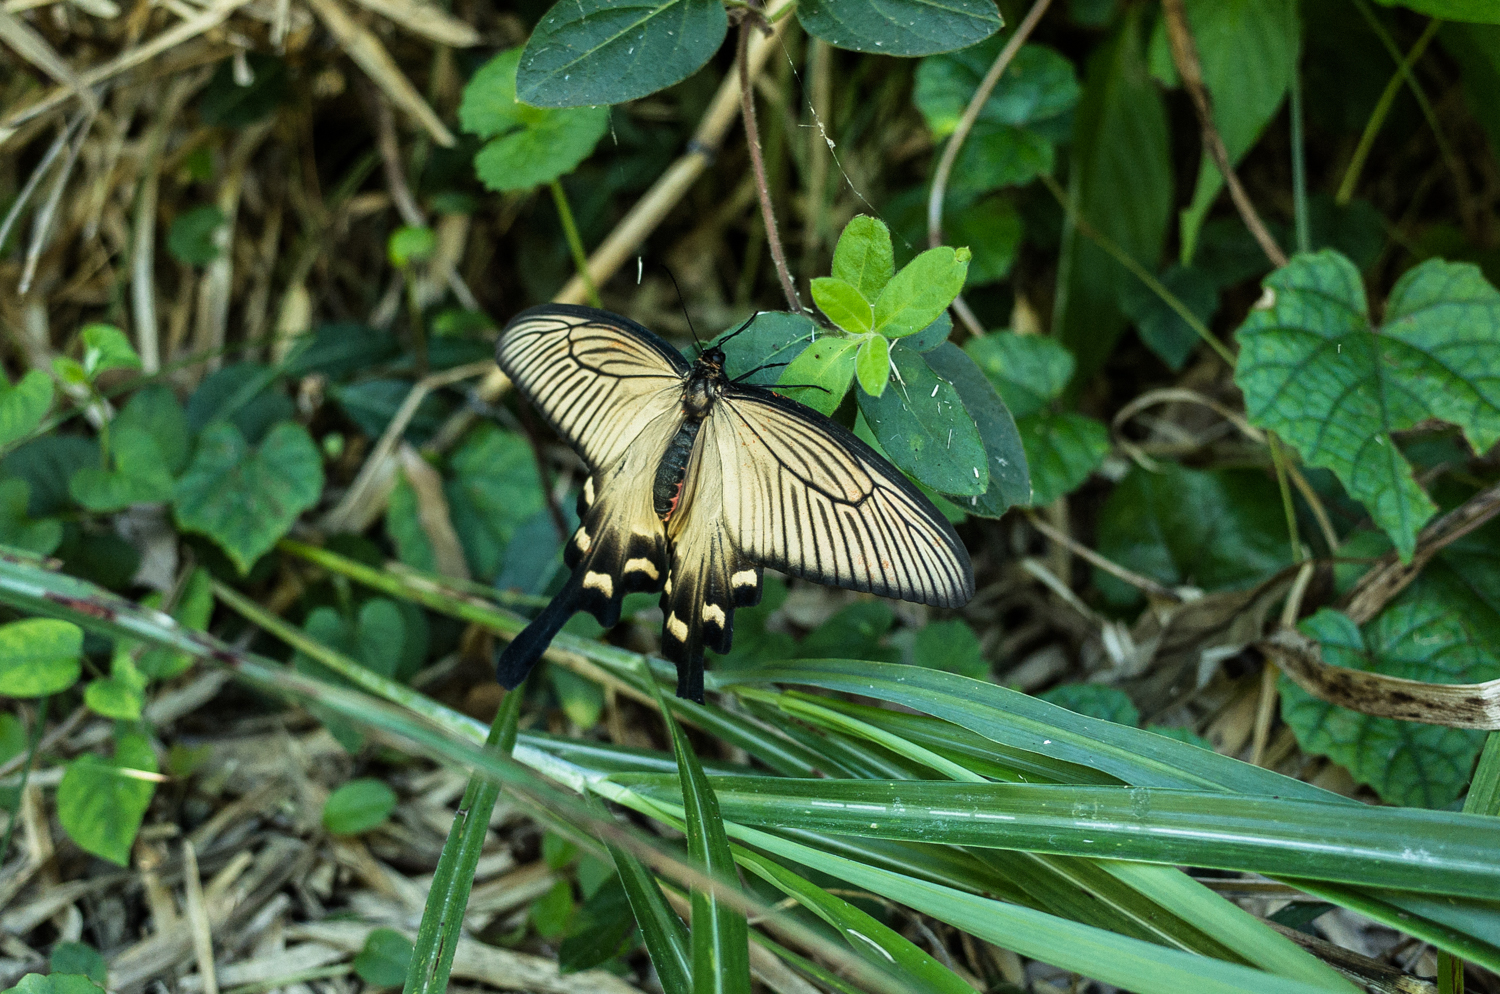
<box><xmin>924</xmin><ymin>343</ymin><xmax>1031</xmax><ymax>515</ymax></box>
<box><xmin>1284</xmin><ymin>519</ymin><xmax>1500</xmax><ymax>809</ymax></box>
<box><xmin>1094</xmin><ymin>464</ymin><xmax>1294</xmax><ymax>608</ymax></box>
<box><xmin>0</xmin><ymin>478</ymin><xmax>61</xmax><ymax>555</ymax></box>
<box><xmin>873</xmin><ymin>247</ymin><xmax>970</xmax><ymax>339</ymax></box>
<box><xmin>185</xmin><ymin>362</ymin><xmax>292</xmax><ymax>444</ymax></box>
<box><xmin>1148</xmin><ymin>0</ymin><xmax>1299</xmax><ymax>260</ymax></box>
<box><xmin>462</xmin><ymin>50</ymin><xmax>609</xmax><ymax>191</ymax></box>
<box><xmin>84</xmin><ymin>654</ymin><xmax>147</xmax><ymax>721</ymax></box>
<box><xmin>49</xmin><ymin>944</ymin><xmax>107</xmax><ymax>986</ymax></box>
<box><xmin>915</xmin><ymin>43</ymin><xmax>1080</xmax><ymax>193</ymax></box>
<box><xmin>1039</xmin><ymin>684</ymin><xmax>1141</xmax><ymax>726</ymax></box>
<box><xmin>198</xmin><ymin>53</ymin><xmax>288</xmax><ymax>127</ymax></box>
<box><xmin>797</xmin><ymin>0</ymin><xmax>1001</xmax><ymax>58</ymax></box>
<box><xmin>1056</xmin><ymin>10</ymin><xmax>1173</xmax><ymax>379</ymax></box>
<box><xmin>912</xmin><ymin>619</ymin><xmax>987</xmax><ymax>679</ymax></box>
<box><xmin>550</xmin><ymin>665</ymin><xmax>605</xmax><ymax>728</ymax></box>
<box><xmin>323</xmin><ymin>778</ymin><xmax>398</xmax><ymax>834</ymax></box>
<box><xmin>1119</xmin><ymin>265</ymin><xmax>1218</xmax><ymax>371</ymax></box>
<box><xmin>114</xmin><ymin>386</ymin><xmax>191</xmax><ymax>475</ymax></box>
<box><xmin>57</xmin><ymin>732</ymin><xmax>157</xmax><ymax>865</ymax></box>
<box><xmin>857</xmin><ymin>346</ymin><xmax>987</xmax><ymax>495</ymax></box>
<box><xmin>445</xmin><ymin>424</ymin><xmax>545</xmax><ymax>582</ymax></box>
<box><xmin>709</xmin><ymin>312</ymin><xmax>817</xmax><ymax>385</ymax></box>
<box><xmin>776</xmin><ymin>337</ymin><xmax>859</xmax><ymax>416</ymax></box>
<box><xmin>558</xmin><ymin>876</ymin><xmax>636</xmax><ymax>973</ymax></box>
<box><xmin>168</xmin><ymin>206</ymin><xmax>226</xmax><ymax>266</ymax></box>
<box><xmin>812</xmin><ymin>277</ymin><xmax>874</xmax><ymax>334</ymax></box>
<box><xmin>798</xmin><ymin>601</ymin><xmax>898</xmax><ymax>663</ymax></box>
<box><xmin>831</xmin><ymin>215</ymin><xmax>895</xmax><ymax>301</ymax></box>
<box><xmin>388</xmin><ymin>226</ymin><xmax>436</xmax><ymax>268</ymax></box>
<box><xmin>386</xmin><ymin>476</ymin><xmax>438</xmax><ymax>573</ymax></box>
<box><xmin>0</xmin><ymin>371</ymin><xmax>54</xmax><ymax>451</ymax></box>
<box><xmin>0</xmin><ymin>617</ymin><xmax>81</xmax><ymax>696</ymax></box>
<box><xmin>1374</xmin><ymin>0</ymin><xmax>1500</xmax><ymax>26</ymax></box>
<box><xmin>948</xmin><ymin>196</ymin><xmax>1022</xmax><ymax>285</ymax></box>
<box><xmin>138</xmin><ymin>568</ymin><xmax>214</xmax><ymax>679</ymax></box>
<box><xmin>174</xmin><ymin>420</ymin><xmax>323</xmax><ymax>574</ymax></box>
<box><xmin>80</xmin><ymin>324</ymin><xmax>141</xmax><ymax>377</ymax></box>
<box><xmin>903</xmin><ymin>313</ymin><xmax>954</xmax><ymax>353</ymax></box>
<box><xmin>530</xmin><ymin>878</ymin><xmax>575</xmax><ymax>938</ymax></box>
<box><xmin>69</xmin><ymin>427</ymin><xmax>175</xmax><ymax>511</ymax></box>
<box><xmin>1235</xmin><ymin>253</ymin><xmax>1500</xmax><ymax>559</ymax></box>
<box><xmin>3</xmin><ymin>975</ymin><xmax>103</xmax><ymax>994</ymax></box>
<box><xmin>1018</xmin><ymin>412</ymin><xmax>1109</xmax><ymax>506</ymax></box>
<box><xmin>965</xmin><ymin>332</ymin><xmax>1074</xmax><ymax>419</ymax></box>
<box><xmin>354</xmin><ymin>929</ymin><xmax>412</xmax><ymax>986</ymax></box>
<box><xmin>515</xmin><ymin>0</ymin><xmax>727</xmax><ymax>107</ymax></box>
<box><xmin>855</xmin><ymin>334</ymin><xmax>890</xmax><ymax>396</ymax></box>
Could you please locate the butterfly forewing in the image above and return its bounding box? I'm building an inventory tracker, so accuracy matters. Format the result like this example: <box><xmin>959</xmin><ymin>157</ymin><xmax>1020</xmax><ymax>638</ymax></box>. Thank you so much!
<box><xmin>711</xmin><ymin>388</ymin><xmax>974</xmax><ymax>608</ymax></box>
<box><xmin>496</xmin><ymin>304</ymin><xmax>689</xmax><ymax>471</ymax></box>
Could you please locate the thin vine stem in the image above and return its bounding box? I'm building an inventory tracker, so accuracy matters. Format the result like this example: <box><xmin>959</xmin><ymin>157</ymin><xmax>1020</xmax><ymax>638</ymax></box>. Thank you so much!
<box><xmin>550</xmin><ymin>179</ymin><xmax>601</xmax><ymax>308</ymax></box>
<box><xmin>739</xmin><ymin>20</ymin><xmax>803</xmax><ymax>314</ymax></box>
<box><xmin>1336</xmin><ymin>17</ymin><xmax>1442</xmax><ymax>205</ymax></box>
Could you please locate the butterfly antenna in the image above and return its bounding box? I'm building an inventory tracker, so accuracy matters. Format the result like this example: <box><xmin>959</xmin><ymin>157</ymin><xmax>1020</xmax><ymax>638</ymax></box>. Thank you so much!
<box><xmin>732</xmin><ymin>358</ymin><xmax>791</xmax><ymax>383</ymax></box>
<box><xmin>718</xmin><ymin>310</ymin><xmax>761</xmax><ymax>349</ymax></box>
<box><xmin>658</xmin><ymin>264</ymin><xmax>703</xmax><ymax>352</ymax></box>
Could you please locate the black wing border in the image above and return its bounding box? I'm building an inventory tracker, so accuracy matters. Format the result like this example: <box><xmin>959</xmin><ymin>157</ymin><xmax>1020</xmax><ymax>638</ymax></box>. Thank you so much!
<box><xmin>718</xmin><ymin>380</ymin><xmax>976</xmax><ymax>600</ymax></box>
<box><xmin>499</xmin><ymin>303</ymin><xmax>693</xmax><ymax>380</ymax></box>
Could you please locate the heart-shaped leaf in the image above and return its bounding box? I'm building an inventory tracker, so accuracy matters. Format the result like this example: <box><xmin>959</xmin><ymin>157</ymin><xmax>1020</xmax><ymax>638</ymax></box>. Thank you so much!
<box><xmin>57</xmin><ymin>732</ymin><xmax>158</xmax><ymax>866</ymax></box>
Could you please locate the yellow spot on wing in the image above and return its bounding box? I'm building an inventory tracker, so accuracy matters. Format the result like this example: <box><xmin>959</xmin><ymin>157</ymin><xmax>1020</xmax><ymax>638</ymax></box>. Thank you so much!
<box><xmin>584</xmin><ymin>572</ymin><xmax>613</xmax><ymax>598</ymax></box>
<box><xmin>624</xmin><ymin>558</ymin><xmax>659</xmax><ymax>579</ymax></box>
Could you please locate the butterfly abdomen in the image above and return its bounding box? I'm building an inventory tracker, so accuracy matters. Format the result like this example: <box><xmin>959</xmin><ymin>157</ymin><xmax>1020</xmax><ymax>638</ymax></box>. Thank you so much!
<box><xmin>652</xmin><ymin>417</ymin><xmax>703</xmax><ymax>521</ymax></box>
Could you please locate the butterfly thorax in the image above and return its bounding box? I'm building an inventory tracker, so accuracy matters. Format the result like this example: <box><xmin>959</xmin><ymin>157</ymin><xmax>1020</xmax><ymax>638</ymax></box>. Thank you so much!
<box><xmin>653</xmin><ymin>348</ymin><xmax>728</xmax><ymax>522</ymax></box>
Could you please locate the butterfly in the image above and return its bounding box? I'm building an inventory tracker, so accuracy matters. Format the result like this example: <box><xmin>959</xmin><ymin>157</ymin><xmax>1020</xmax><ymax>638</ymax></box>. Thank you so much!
<box><xmin>493</xmin><ymin>304</ymin><xmax>974</xmax><ymax>702</ymax></box>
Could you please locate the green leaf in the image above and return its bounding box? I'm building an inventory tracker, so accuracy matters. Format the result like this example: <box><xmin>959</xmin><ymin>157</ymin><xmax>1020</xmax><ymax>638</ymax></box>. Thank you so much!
<box><xmin>830</xmin><ymin>215</ymin><xmax>895</xmax><ymax>301</ymax></box>
<box><xmin>185</xmin><ymin>362</ymin><xmax>292</xmax><ymax>444</ymax></box>
<box><xmin>69</xmin><ymin>427</ymin><xmax>175</xmax><ymax>511</ymax></box>
<box><xmin>3</xmin><ymin>975</ymin><xmax>103</xmax><ymax>994</ymax></box>
<box><xmin>1148</xmin><ymin>0</ymin><xmax>1299</xmax><ymax>260</ymax></box>
<box><xmin>775</xmin><ymin>337</ymin><xmax>859</xmax><ymax>416</ymax></box>
<box><xmin>559</xmin><ymin>876</ymin><xmax>637</xmax><ymax>973</ymax></box>
<box><xmin>965</xmin><ymin>332</ymin><xmax>1074</xmax><ymax>419</ymax></box>
<box><xmin>388</xmin><ymin>226</ymin><xmax>436</xmax><ymax>267</ymax></box>
<box><xmin>516</xmin><ymin>0</ymin><xmax>726</xmax><ymax>107</ymax></box>
<box><xmin>0</xmin><ymin>370</ymin><xmax>55</xmax><ymax>451</ymax></box>
<box><xmin>709</xmin><ymin>312</ymin><xmax>817</xmax><ymax>385</ymax></box>
<box><xmin>167</xmin><ymin>206</ymin><xmax>226</xmax><ymax>266</ymax></box>
<box><xmin>80</xmin><ymin>324</ymin><xmax>141</xmax><ymax>377</ymax></box>
<box><xmin>0</xmin><ymin>618</ymin><xmax>81</xmax><ymax>697</ymax></box>
<box><xmin>1376</xmin><ymin>0</ymin><xmax>1500</xmax><ymax>23</ymax></box>
<box><xmin>857</xmin><ymin>345</ymin><xmax>987</xmax><ymax>496</ymax></box>
<box><xmin>948</xmin><ymin>196</ymin><xmax>1022</xmax><ymax>285</ymax></box>
<box><xmin>323</xmin><ymin>778</ymin><xmax>398</xmax><ymax>834</ymax></box>
<box><xmin>798</xmin><ymin>601</ymin><xmax>898</xmax><ymax>663</ymax></box>
<box><xmin>461</xmin><ymin>49</ymin><xmax>609</xmax><ymax>190</ymax></box>
<box><xmin>138</xmin><ymin>568</ymin><xmax>214</xmax><ymax>679</ymax></box>
<box><xmin>796</xmin><ymin>0</ymin><xmax>1001</xmax><ymax>58</ymax></box>
<box><xmin>1119</xmin><ymin>265</ymin><xmax>1218</xmax><ymax>371</ymax></box>
<box><xmin>1094</xmin><ymin>464</ymin><xmax>1294</xmax><ymax>608</ymax></box>
<box><xmin>812</xmin><ymin>278</ymin><xmax>874</xmax><ymax>334</ymax></box>
<box><xmin>49</xmin><ymin>944</ymin><xmax>107</xmax><ymax>986</ymax></box>
<box><xmin>873</xmin><ymin>247</ymin><xmax>970</xmax><ymax>339</ymax></box>
<box><xmin>1284</xmin><ymin>518</ymin><xmax>1500</xmax><ymax>808</ymax></box>
<box><xmin>173</xmin><ymin>420</ymin><xmax>324</xmax><ymax>574</ymax></box>
<box><xmin>354</xmin><ymin>928</ymin><xmax>413</xmax><ymax>986</ymax></box>
<box><xmin>84</xmin><ymin>654</ymin><xmax>148</xmax><ymax>721</ymax></box>
<box><xmin>1039</xmin><ymin>684</ymin><xmax>1141</xmax><ymax>726</ymax></box>
<box><xmin>1235</xmin><ymin>253</ymin><xmax>1500</xmax><ymax>559</ymax></box>
<box><xmin>855</xmin><ymin>334</ymin><xmax>891</xmax><ymax>396</ymax></box>
<box><xmin>114</xmin><ymin>386</ymin><xmax>191</xmax><ymax>475</ymax></box>
<box><xmin>445</xmin><ymin>424</ymin><xmax>545</xmax><ymax>582</ymax></box>
<box><xmin>198</xmin><ymin>53</ymin><xmax>288</xmax><ymax>127</ymax></box>
<box><xmin>530</xmin><ymin>878</ymin><xmax>575</xmax><ymax>938</ymax></box>
<box><xmin>549</xmin><ymin>666</ymin><xmax>605</xmax><ymax>728</ymax></box>
<box><xmin>1056</xmin><ymin>10</ymin><xmax>1173</xmax><ymax>380</ymax></box>
<box><xmin>1018</xmin><ymin>411</ymin><xmax>1109</xmax><ymax>506</ymax></box>
<box><xmin>57</xmin><ymin>732</ymin><xmax>158</xmax><ymax>866</ymax></box>
<box><xmin>386</xmin><ymin>476</ymin><xmax>437</xmax><ymax>572</ymax></box>
<box><xmin>0</xmin><ymin>478</ymin><xmax>62</xmax><ymax>555</ymax></box>
<box><xmin>924</xmin><ymin>343</ymin><xmax>1031</xmax><ymax>515</ymax></box>
<box><xmin>605</xmin><ymin>841</ymin><xmax>690</xmax><ymax>994</ymax></box>
<box><xmin>915</xmin><ymin>43</ymin><xmax>1080</xmax><ymax>193</ymax></box>
<box><xmin>912</xmin><ymin>619</ymin><xmax>987</xmax><ymax>679</ymax></box>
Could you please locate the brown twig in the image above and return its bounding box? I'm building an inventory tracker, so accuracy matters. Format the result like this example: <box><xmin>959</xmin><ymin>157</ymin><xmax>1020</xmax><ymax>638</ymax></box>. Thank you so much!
<box><xmin>738</xmin><ymin>20</ymin><xmax>802</xmax><ymax>315</ymax></box>
<box><xmin>926</xmin><ymin>0</ymin><xmax>1053</xmax><ymax>337</ymax></box>
<box><xmin>1341</xmin><ymin>481</ymin><xmax>1500</xmax><ymax>625</ymax></box>
<box><xmin>1160</xmin><ymin>0</ymin><xmax>1287</xmax><ymax>268</ymax></box>
<box><xmin>1025</xmin><ymin>510</ymin><xmax>1183</xmax><ymax>603</ymax></box>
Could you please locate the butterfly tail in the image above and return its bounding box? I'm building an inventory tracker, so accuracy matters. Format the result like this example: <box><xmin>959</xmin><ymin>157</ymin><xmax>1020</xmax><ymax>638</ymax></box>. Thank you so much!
<box><xmin>494</xmin><ymin>574</ymin><xmax>580</xmax><ymax>689</ymax></box>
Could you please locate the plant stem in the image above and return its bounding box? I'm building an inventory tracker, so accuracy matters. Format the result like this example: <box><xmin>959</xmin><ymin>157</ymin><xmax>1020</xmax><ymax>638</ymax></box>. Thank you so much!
<box><xmin>739</xmin><ymin>21</ymin><xmax>803</xmax><ymax>314</ymax></box>
<box><xmin>1267</xmin><ymin>432</ymin><xmax>1303</xmax><ymax>563</ymax></box>
<box><xmin>550</xmin><ymin>179</ymin><xmax>601</xmax><ymax>308</ymax></box>
<box><xmin>1336</xmin><ymin>17</ymin><xmax>1442</xmax><ymax>206</ymax></box>
<box><xmin>1288</xmin><ymin>42</ymin><xmax>1310</xmax><ymax>255</ymax></box>
<box><xmin>0</xmin><ymin>696</ymin><xmax>48</xmax><ymax>863</ymax></box>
